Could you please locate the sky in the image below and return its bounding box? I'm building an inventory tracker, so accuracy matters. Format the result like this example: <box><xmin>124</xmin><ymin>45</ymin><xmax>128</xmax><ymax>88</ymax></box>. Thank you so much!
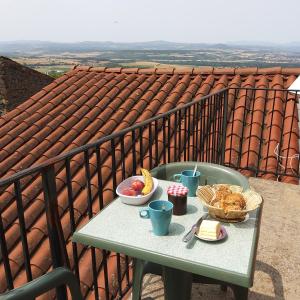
<box><xmin>0</xmin><ymin>0</ymin><xmax>299</xmax><ymax>44</ymax></box>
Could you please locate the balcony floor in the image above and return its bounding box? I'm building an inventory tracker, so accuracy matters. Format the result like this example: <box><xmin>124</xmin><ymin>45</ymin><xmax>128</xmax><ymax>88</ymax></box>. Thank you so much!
<box><xmin>127</xmin><ymin>177</ymin><xmax>300</xmax><ymax>300</ymax></box>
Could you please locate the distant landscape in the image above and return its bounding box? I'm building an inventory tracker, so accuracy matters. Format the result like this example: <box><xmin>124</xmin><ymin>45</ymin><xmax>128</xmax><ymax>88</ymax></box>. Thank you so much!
<box><xmin>1</xmin><ymin>40</ymin><xmax>300</xmax><ymax>77</ymax></box>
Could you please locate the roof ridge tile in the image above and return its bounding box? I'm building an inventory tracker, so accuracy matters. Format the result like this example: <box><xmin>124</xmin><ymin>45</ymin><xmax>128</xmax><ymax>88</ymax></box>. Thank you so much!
<box><xmin>193</xmin><ymin>66</ymin><xmax>214</xmax><ymax>74</ymax></box>
<box><xmin>138</xmin><ymin>68</ymin><xmax>157</xmax><ymax>74</ymax></box>
<box><xmin>74</xmin><ymin>66</ymin><xmax>92</xmax><ymax>71</ymax></box>
<box><xmin>213</xmin><ymin>67</ymin><xmax>235</xmax><ymax>75</ymax></box>
<box><xmin>235</xmin><ymin>67</ymin><xmax>258</xmax><ymax>75</ymax></box>
<box><xmin>173</xmin><ymin>67</ymin><xmax>194</xmax><ymax>74</ymax></box>
<box><xmin>120</xmin><ymin>68</ymin><xmax>139</xmax><ymax>74</ymax></box>
<box><xmin>90</xmin><ymin>67</ymin><xmax>107</xmax><ymax>72</ymax></box>
<box><xmin>257</xmin><ymin>67</ymin><xmax>282</xmax><ymax>75</ymax></box>
<box><xmin>105</xmin><ymin>67</ymin><xmax>123</xmax><ymax>73</ymax></box>
<box><xmin>155</xmin><ymin>68</ymin><xmax>175</xmax><ymax>75</ymax></box>
<box><xmin>72</xmin><ymin>65</ymin><xmax>300</xmax><ymax>77</ymax></box>
<box><xmin>282</xmin><ymin>68</ymin><xmax>300</xmax><ymax>75</ymax></box>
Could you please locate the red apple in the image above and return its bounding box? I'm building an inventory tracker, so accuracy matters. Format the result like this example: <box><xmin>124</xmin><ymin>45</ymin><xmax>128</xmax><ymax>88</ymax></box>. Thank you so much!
<box><xmin>131</xmin><ymin>180</ymin><xmax>145</xmax><ymax>192</ymax></box>
<box><xmin>121</xmin><ymin>187</ymin><xmax>137</xmax><ymax>196</ymax></box>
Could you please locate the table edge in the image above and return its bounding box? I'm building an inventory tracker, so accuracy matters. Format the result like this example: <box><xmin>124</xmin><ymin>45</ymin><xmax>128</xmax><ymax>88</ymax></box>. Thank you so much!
<box><xmin>72</xmin><ymin>231</ymin><xmax>251</xmax><ymax>287</ymax></box>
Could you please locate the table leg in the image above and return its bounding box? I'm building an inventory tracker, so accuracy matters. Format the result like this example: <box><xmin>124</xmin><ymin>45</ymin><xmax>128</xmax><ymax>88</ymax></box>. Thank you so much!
<box><xmin>163</xmin><ymin>266</ymin><xmax>193</xmax><ymax>300</ymax></box>
<box><xmin>132</xmin><ymin>258</ymin><xmax>146</xmax><ymax>300</ymax></box>
<box><xmin>232</xmin><ymin>285</ymin><xmax>248</xmax><ymax>300</ymax></box>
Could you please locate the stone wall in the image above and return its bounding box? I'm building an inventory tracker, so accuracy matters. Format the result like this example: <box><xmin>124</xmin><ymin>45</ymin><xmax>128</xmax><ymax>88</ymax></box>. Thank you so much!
<box><xmin>0</xmin><ymin>94</ymin><xmax>7</xmax><ymax>115</ymax></box>
<box><xmin>0</xmin><ymin>57</ymin><xmax>54</xmax><ymax>114</ymax></box>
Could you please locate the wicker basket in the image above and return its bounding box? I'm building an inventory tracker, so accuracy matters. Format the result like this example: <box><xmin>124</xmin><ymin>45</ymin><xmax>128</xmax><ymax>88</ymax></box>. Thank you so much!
<box><xmin>196</xmin><ymin>184</ymin><xmax>262</xmax><ymax>222</ymax></box>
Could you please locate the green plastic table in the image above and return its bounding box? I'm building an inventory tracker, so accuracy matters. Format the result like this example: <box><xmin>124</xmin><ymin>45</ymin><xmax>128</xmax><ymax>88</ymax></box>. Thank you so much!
<box><xmin>72</xmin><ymin>176</ymin><xmax>262</xmax><ymax>300</ymax></box>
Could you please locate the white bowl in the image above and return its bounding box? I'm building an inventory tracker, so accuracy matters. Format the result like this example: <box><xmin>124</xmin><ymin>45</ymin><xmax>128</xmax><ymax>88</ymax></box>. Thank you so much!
<box><xmin>116</xmin><ymin>175</ymin><xmax>158</xmax><ymax>205</ymax></box>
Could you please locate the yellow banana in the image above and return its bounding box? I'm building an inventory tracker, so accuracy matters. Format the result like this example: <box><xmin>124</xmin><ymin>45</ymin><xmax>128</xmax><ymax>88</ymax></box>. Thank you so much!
<box><xmin>141</xmin><ymin>168</ymin><xmax>153</xmax><ymax>195</ymax></box>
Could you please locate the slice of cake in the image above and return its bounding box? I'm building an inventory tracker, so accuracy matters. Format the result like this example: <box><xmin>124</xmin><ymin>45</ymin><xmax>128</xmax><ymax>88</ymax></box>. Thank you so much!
<box><xmin>197</xmin><ymin>220</ymin><xmax>221</xmax><ymax>240</ymax></box>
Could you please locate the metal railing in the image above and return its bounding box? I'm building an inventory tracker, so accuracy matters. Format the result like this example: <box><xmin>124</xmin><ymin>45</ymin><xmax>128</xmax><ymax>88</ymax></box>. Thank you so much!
<box><xmin>0</xmin><ymin>89</ymin><xmax>228</xmax><ymax>299</ymax></box>
<box><xmin>0</xmin><ymin>87</ymin><xmax>299</xmax><ymax>299</ymax></box>
<box><xmin>225</xmin><ymin>88</ymin><xmax>299</xmax><ymax>183</ymax></box>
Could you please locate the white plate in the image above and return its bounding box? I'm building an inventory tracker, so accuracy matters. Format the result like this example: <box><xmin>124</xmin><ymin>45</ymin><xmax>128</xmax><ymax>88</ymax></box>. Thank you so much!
<box><xmin>116</xmin><ymin>176</ymin><xmax>158</xmax><ymax>205</ymax></box>
<box><xmin>195</xmin><ymin>225</ymin><xmax>227</xmax><ymax>242</ymax></box>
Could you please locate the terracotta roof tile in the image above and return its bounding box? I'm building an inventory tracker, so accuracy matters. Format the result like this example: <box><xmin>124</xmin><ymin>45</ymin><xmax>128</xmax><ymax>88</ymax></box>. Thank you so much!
<box><xmin>285</xmin><ymin>75</ymin><xmax>298</xmax><ymax>89</ymax></box>
<box><xmin>211</xmin><ymin>74</ymin><xmax>228</xmax><ymax>92</ymax></box>
<box><xmin>0</xmin><ymin>72</ymin><xmax>88</xmax><ymax>138</ymax></box>
<box><xmin>194</xmin><ymin>74</ymin><xmax>215</xmax><ymax>99</ymax></box>
<box><xmin>0</xmin><ymin>65</ymin><xmax>299</xmax><ymax>297</ymax></box>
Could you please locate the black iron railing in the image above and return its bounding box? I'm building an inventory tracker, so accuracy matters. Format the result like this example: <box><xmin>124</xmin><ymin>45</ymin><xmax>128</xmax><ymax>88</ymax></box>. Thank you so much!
<box><xmin>225</xmin><ymin>88</ymin><xmax>299</xmax><ymax>183</ymax></box>
<box><xmin>0</xmin><ymin>89</ymin><xmax>228</xmax><ymax>299</ymax></box>
<box><xmin>0</xmin><ymin>87</ymin><xmax>299</xmax><ymax>299</ymax></box>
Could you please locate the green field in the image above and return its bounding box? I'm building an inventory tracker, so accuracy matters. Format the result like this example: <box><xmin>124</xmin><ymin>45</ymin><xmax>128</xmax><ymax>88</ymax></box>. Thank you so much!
<box><xmin>11</xmin><ymin>48</ymin><xmax>300</xmax><ymax>78</ymax></box>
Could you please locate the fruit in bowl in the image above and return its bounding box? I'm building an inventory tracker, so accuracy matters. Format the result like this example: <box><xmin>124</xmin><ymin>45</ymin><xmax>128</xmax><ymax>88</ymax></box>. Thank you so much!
<box><xmin>130</xmin><ymin>180</ymin><xmax>145</xmax><ymax>193</ymax></box>
<box><xmin>116</xmin><ymin>169</ymin><xmax>158</xmax><ymax>205</ymax></box>
<box><xmin>120</xmin><ymin>179</ymin><xmax>146</xmax><ymax>196</ymax></box>
<box><xmin>121</xmin><ymin>187</ymin><xmax>138</xmax><ymax>196</ymax></box>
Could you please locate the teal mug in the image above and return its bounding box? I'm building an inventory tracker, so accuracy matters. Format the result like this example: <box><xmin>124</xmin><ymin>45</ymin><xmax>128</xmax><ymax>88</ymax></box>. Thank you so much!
<box><xmin>173</xmin><ymin>170</ymin><xmax>201</xmax><ymax>196</ymax></box>
<box><xmin>139</xmin><ymin>200</ymin><xmax>173</xmax><ymax>236</ymax></box>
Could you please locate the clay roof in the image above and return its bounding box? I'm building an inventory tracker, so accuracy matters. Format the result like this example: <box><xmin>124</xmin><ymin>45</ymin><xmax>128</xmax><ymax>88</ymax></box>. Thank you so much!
<box><xmin>0</xmin><ymin>65</ymin><xmax>299</xmax><ymax>299</ymax></box>
<box><xmin>0</xmin><ymin>56</ymin><xmax>53</xmax><ymax>115</ymax></box>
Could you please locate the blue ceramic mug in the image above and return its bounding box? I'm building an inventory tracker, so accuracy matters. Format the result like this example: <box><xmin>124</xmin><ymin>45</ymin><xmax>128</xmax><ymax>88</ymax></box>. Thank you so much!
<box><xmin>173</xmin><ymin>170</ymin><xmax>201</xmax><ymax>196</ymax></box>
<box><xmin>139</xmin><ymin>200</ymin><xmax>173</xmax><ymax>236</ymax></box>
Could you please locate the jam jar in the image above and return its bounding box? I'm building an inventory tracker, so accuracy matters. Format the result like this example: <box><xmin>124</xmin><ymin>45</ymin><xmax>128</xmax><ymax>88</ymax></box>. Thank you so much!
<box><xmin>167</xmin><ymin>184</ymin><xmax>189</xmax><ymax>215</ymax></box>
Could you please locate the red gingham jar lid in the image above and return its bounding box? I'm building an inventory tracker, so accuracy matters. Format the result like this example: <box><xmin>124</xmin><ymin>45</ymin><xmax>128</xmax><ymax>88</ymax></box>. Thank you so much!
<box><xmin>167</xmin><ymin>184</ymin><xmax>189</xmax><ymax>196</ymax></box>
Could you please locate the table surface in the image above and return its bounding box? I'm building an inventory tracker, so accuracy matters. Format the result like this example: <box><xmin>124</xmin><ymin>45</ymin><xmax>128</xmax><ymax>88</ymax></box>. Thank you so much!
<box><xmin>72</xmin><ymin>179</ymin><xmax>261</xmax><ymax>287</ymax></box>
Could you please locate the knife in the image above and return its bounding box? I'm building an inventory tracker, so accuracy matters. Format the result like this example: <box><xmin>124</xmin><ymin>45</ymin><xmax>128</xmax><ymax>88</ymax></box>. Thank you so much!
<box><xmin>182</xmin><ymin>213</ymin><xmax>208</xmax><ymax>242</ymax></box>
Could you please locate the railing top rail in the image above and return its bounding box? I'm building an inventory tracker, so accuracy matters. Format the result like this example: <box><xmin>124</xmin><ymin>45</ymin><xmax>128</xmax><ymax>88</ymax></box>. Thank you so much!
<box><xmin>0</xmin><ymin>88</ymin><xmax>228</xmax><ymax>186</ymax></box>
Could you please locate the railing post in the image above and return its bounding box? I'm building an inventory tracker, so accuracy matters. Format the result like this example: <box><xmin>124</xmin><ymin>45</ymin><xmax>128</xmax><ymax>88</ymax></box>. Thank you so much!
<box><xmin>41</xmin><ymin>165</ymin><xmax>70</xmax><ymax>300</ymax></box>
<box><xmin>220</xmin><ymin>89</ymin><xmax>228</xmax><ymax>165</ymax></box>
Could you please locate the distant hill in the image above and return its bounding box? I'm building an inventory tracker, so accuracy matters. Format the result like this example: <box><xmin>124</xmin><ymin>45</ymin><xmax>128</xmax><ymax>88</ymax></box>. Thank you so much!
<box><xmin>1</xmin><ymin>40</ymin><xmax>300</xmax><ymax>55</ymax></box>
